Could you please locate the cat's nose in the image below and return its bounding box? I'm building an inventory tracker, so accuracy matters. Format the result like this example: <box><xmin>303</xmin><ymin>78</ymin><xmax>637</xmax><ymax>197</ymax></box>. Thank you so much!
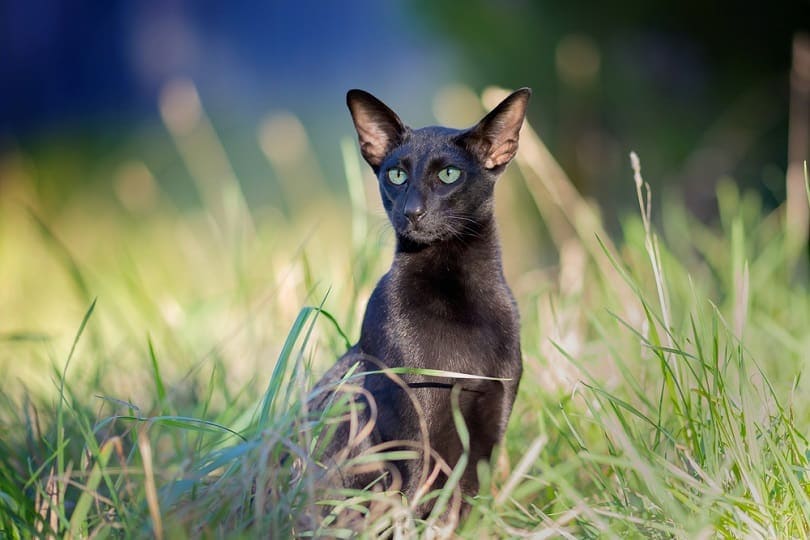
<box><xmin>404</xmin><ymin>201</ymin><xmax>426</xmax><ymax>224</ymax></box>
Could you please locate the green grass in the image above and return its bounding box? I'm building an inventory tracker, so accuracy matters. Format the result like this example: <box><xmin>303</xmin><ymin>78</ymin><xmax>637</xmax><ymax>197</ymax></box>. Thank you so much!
<box><xmin>1</xmin><ymin>98</ymin><xmax>808</xmax><ymax>538</ymax></box>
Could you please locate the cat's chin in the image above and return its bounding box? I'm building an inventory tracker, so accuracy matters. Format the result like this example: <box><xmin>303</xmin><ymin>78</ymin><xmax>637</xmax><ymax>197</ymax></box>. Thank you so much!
<box><xmin>396</xmin><ymin>227</ymin><xmax>452</xmax><ymax>247</ymax></box>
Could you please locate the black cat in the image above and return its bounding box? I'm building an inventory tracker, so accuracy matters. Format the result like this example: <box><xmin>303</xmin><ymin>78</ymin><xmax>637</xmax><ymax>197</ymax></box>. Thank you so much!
<box><xmin>311</xmin><ymin>87</ymin><xmax>529</xmax><ymax>519</ymax></box>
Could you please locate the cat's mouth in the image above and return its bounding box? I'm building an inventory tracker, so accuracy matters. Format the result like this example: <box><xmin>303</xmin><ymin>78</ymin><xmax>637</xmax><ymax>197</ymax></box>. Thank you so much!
<box><xmin>402</xmin><ymin>228</ymin><xmax>439</xmax><ymax>244</ymax></box>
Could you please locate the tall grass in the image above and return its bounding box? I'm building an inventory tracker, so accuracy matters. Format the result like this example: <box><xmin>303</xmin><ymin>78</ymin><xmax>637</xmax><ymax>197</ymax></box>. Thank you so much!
<box><xmin>0</xmin><ymin>87</ymin><xmax>808</xmax><ymax>538</ymax></box>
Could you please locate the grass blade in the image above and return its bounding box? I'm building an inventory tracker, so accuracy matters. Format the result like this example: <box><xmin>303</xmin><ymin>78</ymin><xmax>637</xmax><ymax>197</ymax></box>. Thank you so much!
<box><xmin>67</xmin><ymin>436</ymin><xmax>117</xmax><ymax>538</ymax></box>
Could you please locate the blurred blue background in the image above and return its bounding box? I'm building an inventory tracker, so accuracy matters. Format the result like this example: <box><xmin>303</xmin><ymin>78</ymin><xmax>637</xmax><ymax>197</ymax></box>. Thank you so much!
<box><xmin>1</xmin><ymin>0</ymin><xmax>807</xmax><ymax>222</ymax></box>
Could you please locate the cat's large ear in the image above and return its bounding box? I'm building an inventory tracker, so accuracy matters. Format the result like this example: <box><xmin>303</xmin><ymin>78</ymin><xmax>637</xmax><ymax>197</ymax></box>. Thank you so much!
<box><xmin>460</xmin><ymin>88</ymin><xmax>531</xmax><ymax>171</ymax></box>
<box><xmin>347</xmin><ymin>90</ymin><xmax>407</xmax><ymax>170</ymax></box>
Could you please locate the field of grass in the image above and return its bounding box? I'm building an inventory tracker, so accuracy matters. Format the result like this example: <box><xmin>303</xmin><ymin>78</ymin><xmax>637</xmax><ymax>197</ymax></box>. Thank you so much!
<box><xmin>1</xmin><ymin>87</ymin><xmax>809</xmax><ymax>538</ymax></box>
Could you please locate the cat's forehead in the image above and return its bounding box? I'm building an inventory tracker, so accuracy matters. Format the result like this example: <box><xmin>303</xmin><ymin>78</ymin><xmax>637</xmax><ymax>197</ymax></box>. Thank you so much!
<box><xmin>409</xmin><ymin>125</ymin><xmax>462</xmax><ymax>139</ymax></box>
<box><xmin>389</xmin><ymin>125</ymin><xmax>469</xmax><ymax>161</ymax></box>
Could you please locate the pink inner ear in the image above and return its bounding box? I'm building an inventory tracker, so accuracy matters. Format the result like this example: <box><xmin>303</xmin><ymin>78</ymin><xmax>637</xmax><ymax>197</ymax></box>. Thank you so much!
<box><xmin>360</xmin><ymin>141</ymin><xmax>385</xmax><ymax>165</ymax></box>
<box><xmin>485</xmin><ymin>139</ymin><xmax>519</xmax><ymax>169</ymax></box>
<box><xmin>356</xmin><ymin>122</ymin><xmax>392</xmax><ymax>165</ymax></box>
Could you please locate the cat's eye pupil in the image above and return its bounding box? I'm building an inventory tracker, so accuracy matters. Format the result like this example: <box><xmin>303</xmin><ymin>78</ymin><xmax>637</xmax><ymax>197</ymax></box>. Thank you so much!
<box><xmin>387</xmin><ymin>168</ymin><xmax>407</xmax><ymax>185</ymax></box>
<box><xmin>438</xmin><ymin>166</ymin><xmax>461</xmax><ymax>184</ymax></box>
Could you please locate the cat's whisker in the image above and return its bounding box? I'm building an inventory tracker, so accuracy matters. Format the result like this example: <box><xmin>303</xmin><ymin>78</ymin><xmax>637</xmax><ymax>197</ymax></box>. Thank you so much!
<box><xmin>451</xmin><ymin>222</ymin><xmax>486</xmax><ymax>242</ymax></box>
<box><xmin>449</xmin><ymin>214</ymin><xmax>479</xmax><ymax>225</ymax></box>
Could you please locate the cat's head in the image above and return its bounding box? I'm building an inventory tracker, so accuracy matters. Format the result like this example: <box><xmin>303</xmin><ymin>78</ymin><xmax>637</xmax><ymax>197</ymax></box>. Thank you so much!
<box><xmin>347</xmin><ymin>88</ymin><xmax>531</xmax><ymax>246</ymax></box>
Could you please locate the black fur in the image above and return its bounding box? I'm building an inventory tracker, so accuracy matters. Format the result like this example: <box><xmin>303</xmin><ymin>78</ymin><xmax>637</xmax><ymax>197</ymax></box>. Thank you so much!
<box><xmin>312</xmin><ymin>88</ymin><xmax>530</xmax><ymax>518</ymax></box>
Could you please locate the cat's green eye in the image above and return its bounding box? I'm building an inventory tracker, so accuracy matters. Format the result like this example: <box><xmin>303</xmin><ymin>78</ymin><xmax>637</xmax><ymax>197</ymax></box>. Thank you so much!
<box><xmin>387</xmin><ymin>168</ymin><xmax>408</xmax><ymax>185</ymax></box>
<box><xmin>438</xmin><ymin>166</ymin><xmax>461</xmax><ymax>184</ymax></box>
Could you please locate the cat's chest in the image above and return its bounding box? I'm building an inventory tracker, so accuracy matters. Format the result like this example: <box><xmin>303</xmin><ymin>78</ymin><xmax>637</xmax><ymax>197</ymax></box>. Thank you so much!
<box><xmin>372</xmin><ymin>273</ymin><xmax>519</xmax><ymax>374</ymax></box>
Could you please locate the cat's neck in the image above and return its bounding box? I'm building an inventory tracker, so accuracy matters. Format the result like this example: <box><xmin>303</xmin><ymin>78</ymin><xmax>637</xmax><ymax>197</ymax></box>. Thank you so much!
<box><xmin>392</xmin><ymin>216</ymin><xmax>504</xmax><ymax>281</ymax></box>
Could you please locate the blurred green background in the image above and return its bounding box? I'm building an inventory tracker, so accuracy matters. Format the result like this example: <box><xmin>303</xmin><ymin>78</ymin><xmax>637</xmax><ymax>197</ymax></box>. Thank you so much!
<box><xmin>2</xmin><ymin>1</ymin><xmax>807</xmax><ymax>218</ymax></box>
<box><xmin>1</xmin><ymin>1</ymin><xmax>807</xmax><ymax>380</ymax></box>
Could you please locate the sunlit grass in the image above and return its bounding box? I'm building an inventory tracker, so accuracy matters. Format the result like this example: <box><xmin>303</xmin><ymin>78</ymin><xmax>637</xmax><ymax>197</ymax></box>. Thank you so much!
<box><xmin>0</xmin><ymin>86</ymin><xmax>808</xmax><ymax>538</ymax></box>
